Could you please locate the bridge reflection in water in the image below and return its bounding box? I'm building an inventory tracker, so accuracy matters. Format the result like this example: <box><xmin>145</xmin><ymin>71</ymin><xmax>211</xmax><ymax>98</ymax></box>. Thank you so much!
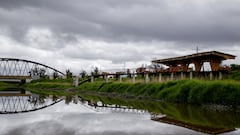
<box><xmin>0</xmin><ymin>89</ymin><xmax>62</xmax><ymax>114</ymax></box>
<box><xmin>0</xmin><ymin>90</ymin><xmax>149</xmax><ymax>115</ymax></box>
<box><xmin>0</xmin><ymin>92</ymin><xmax>238</xmax><ymax>135</ymax></box>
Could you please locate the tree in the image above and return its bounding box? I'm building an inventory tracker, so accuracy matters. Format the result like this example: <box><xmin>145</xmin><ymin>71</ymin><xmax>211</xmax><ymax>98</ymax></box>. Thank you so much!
<box><xmin>29</xmin><ymin>68</ymin><xmax>46</xmax><ymax>79</ymax></box>
<box><xmin>53</xmin><ymin>71</ymin><xmax>59</xmax><ymax>79</ymax></box>
<box><xmin>66</xmin><ymin>69</ymin><xmax>73</xmax><ymax>79</ymax></box>
<box><xmin>91</xmin><ymin>67</ymin><xmax>99</xmax><ymax>76</ymax></box>
<box><xmin>39</xmin><ymin>68</ymin><xmax>46</xmax><ymax>78</ymax></box>
<box><xmin>80</xmin><ymin>70</ymin><xmax>87</xmax><ymax>78</ymax></box>
<box><xmin>230</xmin><ymin>64</ymin><xmax>240</xmax><ymax>71</ymax></box>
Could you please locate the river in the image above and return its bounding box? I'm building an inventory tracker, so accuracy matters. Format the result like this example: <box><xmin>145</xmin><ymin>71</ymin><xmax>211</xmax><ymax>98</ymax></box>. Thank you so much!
<box><xmin>0</xmin><ymin>90</ymin><xmax>240</xmax><ymax>135</ymax></box>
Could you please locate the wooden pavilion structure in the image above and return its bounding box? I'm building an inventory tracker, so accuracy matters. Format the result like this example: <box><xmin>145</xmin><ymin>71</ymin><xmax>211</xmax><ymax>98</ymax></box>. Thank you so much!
<box><xmin>152</xmin><ymin>51</ymin><xmax>236</xmax><ymax>72</ymax></box>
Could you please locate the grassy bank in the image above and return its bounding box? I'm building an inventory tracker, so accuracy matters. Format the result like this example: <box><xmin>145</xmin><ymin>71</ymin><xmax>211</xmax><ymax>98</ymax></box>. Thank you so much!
<box><xmin>23</xmin><ymin>79</ymin><xmax>74</xmax><ymax>96</ymax></box>
<box><xmin>77</xmin><ymin>79</ymin><xmax>240</xmax><ymax>106</ymax></box>
<box><xmin>18</xmin><ymin>78</ymin><xmax>240</xmax><ymax>106</ymax></box>
<box><xmin>0</xmin><ymin>82</ymin><xmax>21</xmax><ymax>91</ymax></box>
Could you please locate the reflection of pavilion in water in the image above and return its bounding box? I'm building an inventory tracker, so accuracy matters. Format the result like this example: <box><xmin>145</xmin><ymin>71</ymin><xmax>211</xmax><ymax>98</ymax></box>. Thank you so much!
<box><xmin>0</xmin><ymin>89</ymin><xmax>62</xmax><ymax>114</ymax></box>
<box><xmin>72</xmin><ymin>96</ymin><xmax>236</xmax><ymax>135</ymax></box>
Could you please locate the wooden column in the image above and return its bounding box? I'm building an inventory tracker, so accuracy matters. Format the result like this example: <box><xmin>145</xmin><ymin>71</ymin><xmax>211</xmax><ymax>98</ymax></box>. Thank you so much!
<box><xmin>210</xmin><ymin>60</ymin><xmax>222</xmax><ymax>71</ymax></box>
<box><xmin>193</xmin><ymin>61</ymin><xmax>203</xmax><ymax>72</ymax></box>
<box><xmin>180</xmin><ymin>63</ymin><xmax>189</xmax><ymax>72</ymax></box>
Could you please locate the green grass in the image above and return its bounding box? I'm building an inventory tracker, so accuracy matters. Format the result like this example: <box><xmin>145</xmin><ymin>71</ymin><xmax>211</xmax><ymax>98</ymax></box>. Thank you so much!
<box><xmin>226</xmin><ymin>71</ymin><xmax>240</xmax><ymax>80</ymax></box>
<box><xmin>3</xmin><ymin>74</ymin><xmax>237</xmax><ymax>106</ymax></box>
<box><xmin>23</xmin><ymin>79</ymin><xmax>74</xmax><ymax>96</ymax></box>
<box><xmin>0</xmin><ymin>82</ymin><xmax>20</xmax><ymax>91</ymax></box>
<box><xmin>77</xmin><ymin>79</ymin><xmax>240</xmax><ymax>106</ymax></box>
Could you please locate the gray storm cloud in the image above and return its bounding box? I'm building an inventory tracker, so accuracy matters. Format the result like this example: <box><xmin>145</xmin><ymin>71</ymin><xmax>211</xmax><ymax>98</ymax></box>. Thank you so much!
<box><xmin>0</xmin><ymin>0</ymin><xmax>240</xmax><ymax>43</ymax></box>
<box><xmin>0</xmin><ymin>0</ymin><xmax>239</xmax><ymax>73</ymax></box>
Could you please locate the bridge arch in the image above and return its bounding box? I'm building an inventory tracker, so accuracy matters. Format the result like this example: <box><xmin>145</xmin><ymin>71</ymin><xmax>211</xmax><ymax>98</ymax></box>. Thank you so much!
<box><xmin>0</xmin><ymin>89</ymin><xmax>63</xmax><ymax>114</ymax></box>
<box><xmin>0</xmin><ymin>58</ymin><xmax>65</xmax><ymax>79</ymax></box>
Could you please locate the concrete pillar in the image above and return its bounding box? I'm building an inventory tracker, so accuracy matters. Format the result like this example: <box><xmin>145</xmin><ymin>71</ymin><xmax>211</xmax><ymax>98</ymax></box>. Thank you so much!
<box><xmin>190</xmin><ymin>71</ymin><xmax>193</xmax><ymax>80</ymax></box>
<box><xmin>181</xmin><ymin>72</ymin><xmax>184</xmax><ymax>80</ymax></box>
<box><xmin>158</xmin><ymin>73</ymin><xmax>162</xmax><ymax>82</ymax></box>
<box><xmin>219</xmin><ymin>72</ymin><xmax>223</xmax><ymax>80</ymax></box>
<box><xmin>73</xmin><ymin>76</ymin><xmax>79</xmax><ymax>87</ymax></box>
<box><xmin>49</xmin><ymin>75</ymin><xmax>54</xmax><ymax>80</ymax></box>
<box><xmin>210</xmin><ymin>72</ymin><xmax>213</xmax><ymax>80</ymax></box>
<box><xmin>171</xmin><ymin>72</ymin><xmax>174</xmax><ymax>81</ymax></box>
<box><xmin>91</xmin><ymin>76</ymin><xmax>94</xmax><ymax>83</ymax></box>
<box><xmin>132</xmin><ymin>74</ymin><xmax>135</xmax><ymax>83</ymax></box>
<box><xmin>145</xmin><ymin>73</ymin><xmax>150</xmax><ymax>83</ymax></box>
<box><xmin>105</xmin><ymin>75</ymin><xmax>108</xmax><ymax>82</ymax></box>
<box><xmin>119</xmin><ymin>75</ymin><xmax>122</xmax><ymax>82</ymax></box>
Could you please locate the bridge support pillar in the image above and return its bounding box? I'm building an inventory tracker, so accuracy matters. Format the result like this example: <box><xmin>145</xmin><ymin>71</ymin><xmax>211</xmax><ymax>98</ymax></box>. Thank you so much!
<box><xmin>171</xmin><ymin>72</ymin><xmax>174</xmax><ymax>81</ymax></box>
<box><xmin>210</xmin><ymin>72</ymin><xmax>213</xmax><ymax>80</ymax></box>
<box><xmin>91</xmin><ymin>76</ymin><xmax>94</xmax><ymax>83</ymax></box>
<box><xmin>132</xmin><ymin>74</ymin><xmax>135</xmax><ymax>83</ymax></box>
<box><xmin>158</xmin><ymin>73</ymin><xmax>162</xmax><ymax>82</ymax></box>
<box><xmin>145</xmin><ymin>73</ymin><xmax>150</xmax><ymax>83</ymax></box>
<box><xmin>105</xmin><ymin>75</ymin><xmax>108</xmax><ymax>82</ymax></box>
<box><xmin>219</xmin><ymin>72</ymin><xmax>223</xmax><ymax>80</ymax></box>
<box><xmin>190</xmin><ymin>71</ymin><xmax>193</xmax><ymax>80</ymax></box>
<box><xmin>73</xmin><ymin>76</ymin><xmax>79</xmax><ymax>87</ymax></box>
<box><xmin>49</xmin><ymin>75</ymin><xmax>54</xmax><ymax>80</ymax></box>
<box><xmin>181</xmin><ymin>72</ymin><xmax>185</xmax><ymax>80</ymax></box>
<box><xmin>119</xmin><ymin>76</ymin><xmax>122</xmax><ymax>82</ymax></box>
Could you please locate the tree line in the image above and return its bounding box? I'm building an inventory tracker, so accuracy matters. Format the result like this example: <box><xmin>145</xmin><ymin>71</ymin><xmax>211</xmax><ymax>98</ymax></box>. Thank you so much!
<box><xmin>29</xmin><ymin>67</ymin><xmax>100</xmax><ymax>79</ymax></box>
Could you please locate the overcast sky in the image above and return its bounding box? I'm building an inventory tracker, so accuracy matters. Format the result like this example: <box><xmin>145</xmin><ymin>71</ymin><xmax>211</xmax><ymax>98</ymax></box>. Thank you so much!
<box><xmin>0</xmin><ymin>0</ymin><xmax>240</xmax><ymax>74</ymax></box>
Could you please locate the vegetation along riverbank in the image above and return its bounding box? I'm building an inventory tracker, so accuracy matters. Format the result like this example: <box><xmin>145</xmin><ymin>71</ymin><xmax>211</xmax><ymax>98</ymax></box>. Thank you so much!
<box><xmin>2</xmin><ymin>68</ymin><xmax>240</xmax><ymax>106</ymax></box>
<box><xmin>19</xmin><ymin>77</ymin><xmax>240</xmax><ymax>107</ymax></box>
<box><xmin>76</xmin><ymin>79</ymin><xmax>240</xmax><ymax>106</ymax></box>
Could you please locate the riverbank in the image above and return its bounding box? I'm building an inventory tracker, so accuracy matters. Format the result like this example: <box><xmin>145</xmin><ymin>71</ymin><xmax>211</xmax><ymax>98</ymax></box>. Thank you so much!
<box><xmin>76</xmin><ymin>79</ymin><xmax>240</xmax><ymax>106</ymax></box>
<box><xmin>2</xmin><ymin>78</ymin><xmax>240</xmax><ymax>134</ymax></box>
<box><xmin>4</xmin><ymin>78</ymin><xmax>238</xmax><ymax>106</ymax></box>
<box><xmin>0</xmin><ymin>82</ymin><xmax>20</xmax><ymax>91</ymax></box>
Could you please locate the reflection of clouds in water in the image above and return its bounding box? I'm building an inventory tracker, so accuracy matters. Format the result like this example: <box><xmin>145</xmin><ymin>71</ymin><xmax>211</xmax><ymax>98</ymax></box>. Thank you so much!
<box><xmin>0</xmin><ymin>101</ymin><xmax>205</xmax><ymax>135</ymax></box>
<box><xmin>4</xmin><ymin>121</ymin><xmax>75</xmax><ymax>135</ymax></box>
<box><xmin>223</xmin><ymin>129</ymin><xmax>240</xmax><ymax>135</ymax></box>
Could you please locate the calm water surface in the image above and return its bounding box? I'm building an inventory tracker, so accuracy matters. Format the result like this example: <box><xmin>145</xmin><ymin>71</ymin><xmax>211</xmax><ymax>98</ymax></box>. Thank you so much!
<box><xmin>0</xmin><ymin>91</ymin><xmax>240</xmax><ymax>135</ymax></box>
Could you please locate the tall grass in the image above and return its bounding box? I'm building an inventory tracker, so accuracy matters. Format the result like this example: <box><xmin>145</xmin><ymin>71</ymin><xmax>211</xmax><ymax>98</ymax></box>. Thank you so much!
<box><xmin>0</xmin><ymin>82</ymin><xmax>20</xmax><ymax>91</ymax></box>
<box><xmin>77</xmin><ymin>80</ymin><xmax>240</xmax><ymax>106</ymax></box>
